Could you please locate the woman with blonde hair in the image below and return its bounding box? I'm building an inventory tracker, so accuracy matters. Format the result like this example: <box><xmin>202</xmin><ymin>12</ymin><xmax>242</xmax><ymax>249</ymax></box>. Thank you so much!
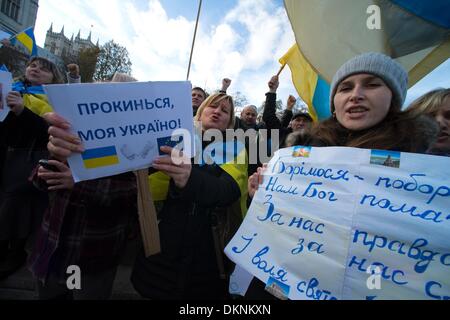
<box><xmin>405</xmin><ymin>88</ymin><xmax>450</xmax><ymax>156</ymax></box>
<box><xmin>131</xmin><ymin>92</ymin><xmax>247</xmax><ymax>300</ymax></box>
<box><xmin>41</xmin><ymin>92</ymin><xmax>248</xmax><ymax>299</ymax></box>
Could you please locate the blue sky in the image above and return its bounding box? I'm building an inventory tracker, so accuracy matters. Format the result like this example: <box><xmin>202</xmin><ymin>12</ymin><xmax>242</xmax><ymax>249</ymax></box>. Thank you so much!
<box><xmin>34</xmin><ymin>0</ymin><xmax>297</xmax><ymax>109</ymax></box>
<box><xmin>32</xmin><ymin>0</ymin><xmax>449</xmax><ymax>112</ymax></box>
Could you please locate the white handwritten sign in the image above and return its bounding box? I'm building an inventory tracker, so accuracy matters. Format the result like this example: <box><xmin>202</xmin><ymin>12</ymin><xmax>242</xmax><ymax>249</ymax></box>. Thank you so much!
<box><xmin>0</xmin><ymin>70</ymin><xmax>12</xmax><ymax>121</ymax></box>
<box><xmin>225</xmin><ymin>146</ymin><xmax>450</xmax><ymax>300</ymax></box>
<box><xmin>44</xmin><ymin>81</ymin><xmax>194</xmax><ymax>182</ymax></box>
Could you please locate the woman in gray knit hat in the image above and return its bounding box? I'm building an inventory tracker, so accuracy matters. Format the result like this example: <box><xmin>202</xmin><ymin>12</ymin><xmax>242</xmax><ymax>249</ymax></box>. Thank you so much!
<box><xmin>245</xmin><ymin>52</ymin><xmax>438</xmax><ymax>299</ymax></box>
<box><xmin>250</xmin><ymin>52</ymin><xmax>437</xmax><ymax>198</ymax></box>
<box><xmin>309</xmin><ymin>52</ymin><xmax>437</xmax><ymax>152</ymax></box>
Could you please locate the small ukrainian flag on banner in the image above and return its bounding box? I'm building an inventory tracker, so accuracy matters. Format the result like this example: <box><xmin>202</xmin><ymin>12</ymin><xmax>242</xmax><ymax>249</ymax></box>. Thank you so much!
<box><xmin>11</xmin><ymin>27</ymin><xmax>38</xmax><ymax>56</ymax></box>
<box><xmin>82</xmin><ymin>146</ymin><xmax>120</xmax><ymax>169</ymax></box>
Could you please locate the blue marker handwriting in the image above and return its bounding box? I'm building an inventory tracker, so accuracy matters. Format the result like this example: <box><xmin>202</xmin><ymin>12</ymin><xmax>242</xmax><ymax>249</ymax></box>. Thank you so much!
<box><xmin>353</xmin><ymin>229</ymin><xmax>450</xmax><ymax>274</ymax></box>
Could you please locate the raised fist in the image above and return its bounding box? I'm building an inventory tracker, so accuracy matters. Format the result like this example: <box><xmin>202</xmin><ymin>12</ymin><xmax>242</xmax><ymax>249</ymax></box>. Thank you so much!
<box><xmin>287</xmin><ymin>95</ymin><xmax>296</xmax><ymax>109</ymax></box>
<box><xmin>67</xmin><ymin>64</ymin><xmax>79</xmax><ymax>77</ymax></box>
<box><xmin>221</xmin><ymin>78</ymin><xmax>232</xmax><ymax>92</ymax></box>
<box><xmin>268</xmin><ymin>75</ymin><xmax>279</xmax><ymax>93</ymax></box>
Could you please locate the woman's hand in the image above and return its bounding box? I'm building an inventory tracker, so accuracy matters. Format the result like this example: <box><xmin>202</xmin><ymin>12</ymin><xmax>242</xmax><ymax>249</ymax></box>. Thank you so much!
<box><xmin>248</xmin><ymin>165</ymin><xmax>267</xmax><ymax>198</ymax></box>
<box><xmin>6</xmin><ymin>91</ymin><xmax>24</xmax><ymax>115</ymax></box>
<box><xmin>38</xmin><ymin>160</ymin><xmax>75</xmax><ymax>190</ymax></box>
<box><xmin>43</xmin><ymin>112</ymin><xmax>84</xmax><ymax>162</ymax></box>
<box><xmin>152</xmin><ymin>146</ymin><xmax>191</xmax><ymax>189</ymax></box>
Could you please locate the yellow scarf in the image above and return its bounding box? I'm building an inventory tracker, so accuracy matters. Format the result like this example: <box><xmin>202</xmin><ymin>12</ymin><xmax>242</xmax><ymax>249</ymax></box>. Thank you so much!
<box><xmin>149</xmin><ymin>146</ymin><xmax>248</xmax><ymax>217</ymax></box>
<box><xmin>24</xmin><ymin>93</ymin><xmax>53</xmax><ymax>116</ymax></box>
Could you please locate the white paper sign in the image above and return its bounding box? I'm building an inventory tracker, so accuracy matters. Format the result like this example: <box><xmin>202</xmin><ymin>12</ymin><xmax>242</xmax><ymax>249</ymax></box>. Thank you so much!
<box><xmin>225</xmin><ymin>146</ymin><xmax>450</xmax><ymax>300</ymax></box>
<box><xmin>0</xmin><ymin>71</ymin><xmax>12</xmax><ymax>121</ymax></box>
<box><xmin>44</xmin><ymin>81</ymin><xmax>194</xmax><ymax>182</ymax></box>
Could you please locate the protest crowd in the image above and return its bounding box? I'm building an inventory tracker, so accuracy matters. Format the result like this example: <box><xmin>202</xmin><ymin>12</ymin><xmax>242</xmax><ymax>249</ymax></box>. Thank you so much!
<box><xmin>0</xmin><ymin>16</ymin><xmax>449</xmax><ymax>301</ymax></box>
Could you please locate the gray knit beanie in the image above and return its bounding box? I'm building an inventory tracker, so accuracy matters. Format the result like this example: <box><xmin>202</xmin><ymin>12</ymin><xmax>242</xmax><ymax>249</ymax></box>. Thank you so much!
<box><xmin>330</xmin><ymin>52</ymin><xmax>408</xmax><ymax>113</ymax></box>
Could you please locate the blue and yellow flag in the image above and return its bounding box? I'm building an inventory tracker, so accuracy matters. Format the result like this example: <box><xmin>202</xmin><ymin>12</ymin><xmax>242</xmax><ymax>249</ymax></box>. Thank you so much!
<box><xmin>282</xmin><ymin>0</ymin><xmax>450</xmax><ymax>116</ymax></box>
<box><xmin>12</xmin><ymin>81</ymin><xmax>53</xmax><ymax>116</ymax></box>
<box><xmin>82</xmin><ymin>146</ymin><xmax>120</xmax><ymax>169</ymax></box>
<box><xmin>11</xmin><ymin>27</ymin><xmax>38</xmax><ymax>56</ymax></box>
<box><xmin>279</xmin><ymin>44</ymin><xmax>330</xmax><ymax>122</ymax></box>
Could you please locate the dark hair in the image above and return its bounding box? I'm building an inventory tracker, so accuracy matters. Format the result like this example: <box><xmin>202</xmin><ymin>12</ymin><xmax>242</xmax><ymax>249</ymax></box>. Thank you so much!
<box><xmin>292</xmin><ymin>112</ymin><xmax>313</xmax><ymax>122</ymax></box>
<box><xmin>192</xmin><ymin>86</ymin><xmax>208</xmax><ymax>99</ymax></box>
<box><xmin>25</xmin><ymin>57</ymin><xmax>64</xmax><ymax>84</ymax></box>
<box><xmin>310</xmin><ymin>106</ymin><xmax>438</xmax><ymax>153</ymax></box>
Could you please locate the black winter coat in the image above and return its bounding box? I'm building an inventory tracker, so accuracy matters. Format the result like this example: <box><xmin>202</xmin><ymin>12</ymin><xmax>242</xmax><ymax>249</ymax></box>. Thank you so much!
<box><xmin>131</xmin><ymin>162</ymin><xmax>241</xmax><ymax>300</ymax></box>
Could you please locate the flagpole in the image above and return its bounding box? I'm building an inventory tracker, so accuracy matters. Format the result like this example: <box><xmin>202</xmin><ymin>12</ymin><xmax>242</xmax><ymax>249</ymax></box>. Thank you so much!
<box><xmin>187</xmin><ymin>0</ymin><xmax>202</xmax><ymax>81</ymax></box>
<box><xmin>276</xmin><ymin>63</ymin><xmax>286</xmax><ymax>77</ymax></box>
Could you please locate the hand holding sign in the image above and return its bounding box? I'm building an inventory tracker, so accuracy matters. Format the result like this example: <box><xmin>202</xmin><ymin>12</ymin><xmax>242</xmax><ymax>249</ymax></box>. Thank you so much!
<box><xmin>44</xmin><ymin>112</ymin><xmax>84</xmax><ymax>161</ymax></box>
<box><xmin>152</xmin><ymin>146</ymin><xmax>191</xmax><ymax>189</ymax></box>
<box><xmin>6</xmin><ymin>91</ymin><xmax>25</xmax><ymax>115</ymax></box>
<box><xmin>248</xmin><ymin>165</ymin><xmax>267</xmax><ymax>198</ymax></box>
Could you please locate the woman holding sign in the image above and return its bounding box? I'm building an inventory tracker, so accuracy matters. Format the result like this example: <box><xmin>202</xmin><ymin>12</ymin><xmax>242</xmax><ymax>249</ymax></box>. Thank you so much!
<box><xmin>246</xmin><ymin>52</ymin><xmax>439</xmax><ymax>299</ymax></box>
<box><xmin>43</xmin><ymin>92</ymin><xmax>248</xmax><ymax>300</ymax></box>
<box><xmin>134</xmin><ymin>92</ymin><xmax>247</xmax><ymax>300</ymax></box>
<box><xmin>27</xmin><ymin>73</ymin><xmax>138</xmax><ymax>300</ymax></box>
<box><xmin>0</xmin><ymin>57</ymin><xmax>64</xmax><ymax>280</ymax></box>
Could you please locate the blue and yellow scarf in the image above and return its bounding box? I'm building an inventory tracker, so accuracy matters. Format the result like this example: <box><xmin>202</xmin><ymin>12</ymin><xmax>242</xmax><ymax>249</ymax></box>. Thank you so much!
<box><xmin>149</xmin><ymin>140</ymin><xmax>248</xmax><ymax>217</ymax></box>
<box><xmin>12</xmin><ymin>81</ymin><xmax>53</xmax><ymax>116</ymax></box>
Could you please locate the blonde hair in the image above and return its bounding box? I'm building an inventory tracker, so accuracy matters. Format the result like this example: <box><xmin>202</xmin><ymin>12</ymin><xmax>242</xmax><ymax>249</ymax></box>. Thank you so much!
<box><xmin>194</xmin><ymin>93</ymin><xmax>235</xmax><ymax>130</ymax></box>
<box><xmin>405</xmin><ymin>88</ymin><xmax>450</xmax><ymax>118</ymax></box>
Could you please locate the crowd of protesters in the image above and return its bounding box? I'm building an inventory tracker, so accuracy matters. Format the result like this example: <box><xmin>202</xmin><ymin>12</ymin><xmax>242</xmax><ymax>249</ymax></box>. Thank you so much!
<box><xmin>0</xmin><ymin>51</ymin><xmax>448</xmax><ymax>300</ymax></box>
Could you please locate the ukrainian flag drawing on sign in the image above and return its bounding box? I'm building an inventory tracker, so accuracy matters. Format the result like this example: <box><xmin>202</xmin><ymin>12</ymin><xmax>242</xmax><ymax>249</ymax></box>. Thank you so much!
<box><xmin>82</xmin><ymin>146</ymin><xmax>120</xmax><ymax>169</ymax></box>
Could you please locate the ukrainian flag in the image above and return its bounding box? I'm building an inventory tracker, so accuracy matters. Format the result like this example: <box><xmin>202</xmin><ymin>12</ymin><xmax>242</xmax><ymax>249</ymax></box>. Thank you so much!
<box><xmin>279</xmin><ymin>44</ymin><xmax>331</xmax><ymax>122</ymax></box>
<box><xmin>82</xmin><ymin>146</ymin><xmax>120</xmax><ymax>169</ymax></box>
<box><xmin>11</xmin><ymin>27</ymin><xmax>38</xmax><ymax>56</ymax></box>
<box><xmin>283</xmin><ymin>0</ymin><xmax>450</xmax><ymax>110</ymax></box>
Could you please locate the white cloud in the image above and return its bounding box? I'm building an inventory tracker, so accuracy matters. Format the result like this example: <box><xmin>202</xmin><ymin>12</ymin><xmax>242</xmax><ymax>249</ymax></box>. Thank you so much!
<box><xmin>35</xmin><ymin>0</ymin><xmax>298</xmax><ymax>107</ymax></box>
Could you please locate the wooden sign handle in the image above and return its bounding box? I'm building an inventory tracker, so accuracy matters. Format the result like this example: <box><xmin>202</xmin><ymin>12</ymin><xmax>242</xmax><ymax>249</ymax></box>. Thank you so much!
<box><xmin>136</xmin><ymin>169</ymin><xmax>161</xmax><ymax>256</ymax></box>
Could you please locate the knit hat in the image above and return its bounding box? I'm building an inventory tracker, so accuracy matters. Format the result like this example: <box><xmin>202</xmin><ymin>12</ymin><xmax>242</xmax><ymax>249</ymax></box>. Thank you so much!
<box><xmin>330</xmin><ymin>52</ymin><xmax>408</xmax><ymax>113</ymax></box>
<box><xmin>292</xmin><ymin>112</ymin><xmax>313</xmax><ymax>122</ymax></box>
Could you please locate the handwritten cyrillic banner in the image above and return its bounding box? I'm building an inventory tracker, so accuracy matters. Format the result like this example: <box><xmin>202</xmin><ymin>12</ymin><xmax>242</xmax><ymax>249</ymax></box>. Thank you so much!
<box><xmin>44</xmin><ymin>81</ymin><xmax>193</xmax><ymax>182</ymax></box>
<box><xmin>225</xmin><ymin>146</ymin><xmax>449</xmax><ymax>300</ymax></box>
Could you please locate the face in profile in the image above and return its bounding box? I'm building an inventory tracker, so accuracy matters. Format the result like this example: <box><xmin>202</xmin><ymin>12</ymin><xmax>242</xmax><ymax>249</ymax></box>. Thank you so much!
<box><xmin>334</xmin><ymin>73</ymin><xmax>392</xmax><ymax>131</ymax></box>
<box><xmin>431</xmin><ymin>97</ymin><xmax>450</xmax><ymax>153</ymax></box>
